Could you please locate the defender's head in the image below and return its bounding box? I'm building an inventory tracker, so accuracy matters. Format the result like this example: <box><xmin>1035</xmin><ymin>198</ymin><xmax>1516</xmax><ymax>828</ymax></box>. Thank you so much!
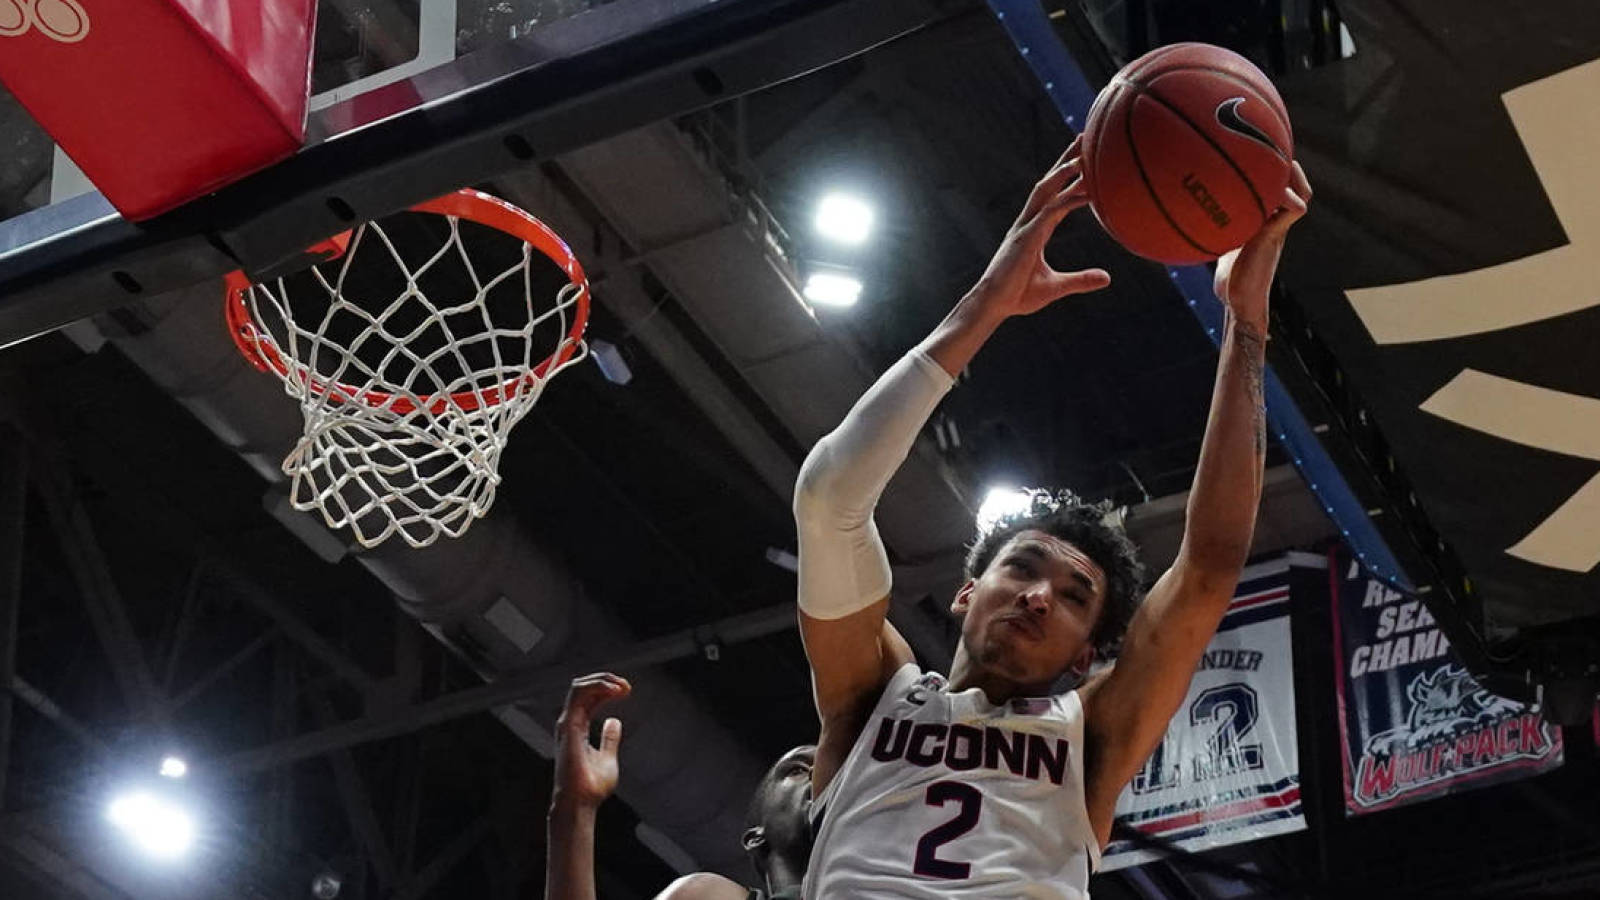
<box><xmin>741</xmin><ymin>745</ymin><xmax>816</xmax><ymax>879</ymax></box>
<box><xmin>953</xmin><ymin>490</ymin><xmax>1144</xmax><ymax>690</ymax></box>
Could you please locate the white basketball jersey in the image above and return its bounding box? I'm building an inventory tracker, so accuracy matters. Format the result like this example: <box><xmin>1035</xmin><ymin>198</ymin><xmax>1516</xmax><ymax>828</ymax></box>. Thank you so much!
<box><xmin>803</xmin><ymin>663</ymin><xmax>1099</xmax><ymax>899</ymax></box>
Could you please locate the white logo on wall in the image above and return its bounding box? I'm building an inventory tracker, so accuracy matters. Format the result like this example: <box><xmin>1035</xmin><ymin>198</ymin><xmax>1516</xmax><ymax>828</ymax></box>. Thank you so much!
<box><xmin>1346</xmin><ymin>58</ymin><xmax>1600</xmax><ymax>573</ymax></box>
<box><xmin>0</xmin><ymin>0</ymin><xmax>90</xmax><ymax>43</ymax></box>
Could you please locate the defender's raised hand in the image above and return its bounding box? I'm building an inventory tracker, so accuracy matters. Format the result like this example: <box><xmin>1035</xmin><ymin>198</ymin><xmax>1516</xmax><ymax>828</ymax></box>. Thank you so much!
<box><xmin>969</xmin><ymin>136</ymin><xmax>1112</xmax><ymax>317</ymax></box>
<box><xmin>553</xmin><ymin>673</ymin><xmax>631</xmax><ymax>812</ymax></box>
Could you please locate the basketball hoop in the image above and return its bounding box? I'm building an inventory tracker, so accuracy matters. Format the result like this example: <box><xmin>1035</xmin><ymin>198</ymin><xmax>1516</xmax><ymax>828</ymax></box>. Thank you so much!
<box><xmin>224</xmin><ymin>189</ymin><xmax>590</xmax><ymax>549</ymax></box>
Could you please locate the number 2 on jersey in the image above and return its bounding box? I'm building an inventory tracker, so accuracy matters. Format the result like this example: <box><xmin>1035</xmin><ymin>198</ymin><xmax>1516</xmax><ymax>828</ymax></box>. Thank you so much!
<box><xmin>913</xmin><ymin>781</ymin><xmax>982</xmax><ymax>879</ymax></box>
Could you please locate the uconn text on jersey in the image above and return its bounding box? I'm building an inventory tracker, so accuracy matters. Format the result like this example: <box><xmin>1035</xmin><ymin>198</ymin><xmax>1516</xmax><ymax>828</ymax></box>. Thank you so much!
<box><xmin>868</xmin><ymin>716</ymin><xmax>1071</xmax><ymax>786</ymax></box>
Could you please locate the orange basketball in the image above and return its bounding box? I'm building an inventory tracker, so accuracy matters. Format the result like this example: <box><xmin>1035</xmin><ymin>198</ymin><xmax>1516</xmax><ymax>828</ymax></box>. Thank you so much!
<box><xmin>1080</xmin><ymin>43</ymin><xmax>1294</xmax><ymax>265</ymax></box>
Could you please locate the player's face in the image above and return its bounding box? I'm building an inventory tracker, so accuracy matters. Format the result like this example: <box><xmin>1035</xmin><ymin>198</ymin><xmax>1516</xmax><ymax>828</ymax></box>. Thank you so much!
<box><xmin>751</xmin><ymin>745</ymin><xmax>815</xmax><ymax>853</ymax></box>
<box><xmin>954</xmin><ymin>530</ymin><xmax>1107</xmax><ymax>688</ymax></box>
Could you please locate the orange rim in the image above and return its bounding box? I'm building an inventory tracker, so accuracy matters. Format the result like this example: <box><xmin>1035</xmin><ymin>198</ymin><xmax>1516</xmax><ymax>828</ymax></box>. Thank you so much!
<box><xmin>223</xmin><ymin>189</ymin><xmax>591</xmax><ymax>416</ymax></box>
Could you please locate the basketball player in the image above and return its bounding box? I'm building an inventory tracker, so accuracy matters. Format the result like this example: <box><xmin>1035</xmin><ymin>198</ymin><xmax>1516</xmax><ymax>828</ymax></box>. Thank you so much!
<box><xmin>793</xmin><ymin>139</ymin><xmax>1311</xmax><ymax>896</ymax></box>
<box><xmin>547</xmin><ymin>673</ymin><xmax>813</xmax><ymax>900</ymax></box>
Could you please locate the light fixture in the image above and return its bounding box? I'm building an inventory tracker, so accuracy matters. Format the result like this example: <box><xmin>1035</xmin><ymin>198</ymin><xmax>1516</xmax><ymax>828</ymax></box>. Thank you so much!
<box><xmin>107</xmin><ymin>789</ymin><xmax>195</xmax><ymax>860</ymax></box>
<box><xmin>976</xmin><ymin>486</ymin><xmax>1033</xmax><ymax>533</ymax></box>
<box><xmin>159</xmin><ymin>756</ymin><xmax>188</xmax><ymax>779</ymax></box>
<box><xmin>803</xmin><ymin>271</ymin><xmax>863</xmax><ymax>308</ymax></box>
<box><xmin>589</xmin><ymin>339</ymin><xmax>633</xmax><ymax>385</ymax></box>
<box><xmin>814</xmin><ymin>193</ymin><xmax>874</xmax><ymax>245</ymax></box>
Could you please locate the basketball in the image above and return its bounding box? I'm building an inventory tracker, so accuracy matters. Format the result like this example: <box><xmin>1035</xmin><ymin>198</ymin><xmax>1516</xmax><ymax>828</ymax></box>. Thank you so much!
<box><xmin>1080</xmin><ymin>43</ymin><xmax>1294</xmax><ymax>265</ymax></box>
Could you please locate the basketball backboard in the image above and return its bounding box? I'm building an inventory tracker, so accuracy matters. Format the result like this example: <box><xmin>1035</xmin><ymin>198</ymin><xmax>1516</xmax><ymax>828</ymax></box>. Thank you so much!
<box><xmin>1</xmin><ymin>1</ymin><xmax>606</xmax><ymax>217</ymax></box>
<box><xmin>0</xmin><ymin>0</ymin><xmax>948</xmax><ymax>349</ymax></box>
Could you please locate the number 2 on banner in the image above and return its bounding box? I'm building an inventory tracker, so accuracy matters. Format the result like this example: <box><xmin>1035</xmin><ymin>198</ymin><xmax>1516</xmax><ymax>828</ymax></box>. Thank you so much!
<box><xmin>913</xmin><ymin>782</ymin><xmax>981</xmax><ymax>879</ymax></box>
<box><xmin>1132</xmin><ymin>682</ymin><xmax>1265</xmax><ymax>793</ymax></box>
<box><xmin>1192</xmin><ymin>683</ymin><xmax>1264</xmax><ymax>779</ymax></box>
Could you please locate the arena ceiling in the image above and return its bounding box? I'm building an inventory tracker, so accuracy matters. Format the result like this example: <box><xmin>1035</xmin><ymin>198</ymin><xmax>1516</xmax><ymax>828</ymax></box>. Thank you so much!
<box><xmin>0</xmin><ymin>0</ymin><xmax>1596</xmax><ymax>897</ymax></box>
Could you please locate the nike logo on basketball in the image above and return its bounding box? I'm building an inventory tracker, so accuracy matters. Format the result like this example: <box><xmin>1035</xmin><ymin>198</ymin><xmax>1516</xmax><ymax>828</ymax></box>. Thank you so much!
<box><xmin>1215</xmin><ymin>97</ymin><xmax>1281</xmax><ymax>153</ymax></box>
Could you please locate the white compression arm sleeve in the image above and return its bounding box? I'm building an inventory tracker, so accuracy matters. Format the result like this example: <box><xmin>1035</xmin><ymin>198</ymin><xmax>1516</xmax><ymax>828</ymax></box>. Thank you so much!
<box><xmin>793</xmin><ymin>349</ymin><xmax>955</xmax><ymax>620</ymax></box>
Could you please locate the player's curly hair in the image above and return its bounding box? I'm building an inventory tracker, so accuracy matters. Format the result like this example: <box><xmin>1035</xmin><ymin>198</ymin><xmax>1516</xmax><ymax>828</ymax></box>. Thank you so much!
<box><xmin>963</xmin><ymin>489</ymin><xmax>1145</xmax><ymax>661</ymax></box>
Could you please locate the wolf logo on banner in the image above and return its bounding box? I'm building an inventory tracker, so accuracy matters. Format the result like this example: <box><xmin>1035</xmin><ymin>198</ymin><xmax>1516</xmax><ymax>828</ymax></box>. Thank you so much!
<box><xmin>1331</xmin><ymin>550</ymin><xmax>1563</xmax><ymax>814</ymax></box>
<box><xmin>1354</xmin><ymin>665</ymin><xmax>1554</xmax><ymax>807</ymax></box>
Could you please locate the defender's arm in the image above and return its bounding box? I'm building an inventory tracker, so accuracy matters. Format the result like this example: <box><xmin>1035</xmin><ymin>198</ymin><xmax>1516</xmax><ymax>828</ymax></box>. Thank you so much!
<box><xmin>546</xmin><ymin>674</ymin><xmax>628</xmax><ymax>900</ymax></box>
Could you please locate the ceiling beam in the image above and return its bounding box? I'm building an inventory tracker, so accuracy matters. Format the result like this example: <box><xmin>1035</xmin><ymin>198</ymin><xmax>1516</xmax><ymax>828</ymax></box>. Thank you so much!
<box><xmin>30</xmin><ymin>450</ymin><xmax>165</xmax><ymax>728</ymax></box>
<box><xmin>204</xmin><ymin>558</ymin><xmax>384</xmax><ymax>702</ymax></box>
<box><xmin>163</xmin><ymin>627</ymin><xmax>279</xmax><ymax>715</ymax></box>
<box><xmin>213</xmin><ymin>603</ymin><xmax>797</xmax><ymax>775</ymax></box>
<box><xmin>27</xmin><ymin>404</ymin><xmax>388</xmax><ymax>703</ymax></box>
<box><xmin>0</xmin><ymin>831</ymin><xmax>126</xmax><ymax>900</ymax></box>
<box><xmin>266</xmin><ymin>643</ymin><xmax>297</xmax><ymax>852</ymax></box>
<box><xmin>157</xmin><ymin>562</ymin><xmax>206</xmax><ymax>694</ymax></box>
<box><xmin>309</xmin><ymin>686</ymin><xmax>399</xmax><ymax>889</ymax></box>
<box><xmin>392</xmin><ymin>733</ymin><xmax>426</xmax><ymax>881</ymax></box>
<box><xmin>9</xmin><ymin>676</ymin><xmax>110</xmax><ymax>758</ymax></box>
<box><xmin>392</xmin><ymin>816</ymin><xmax>492</xmax><ymax>900</ymax></box>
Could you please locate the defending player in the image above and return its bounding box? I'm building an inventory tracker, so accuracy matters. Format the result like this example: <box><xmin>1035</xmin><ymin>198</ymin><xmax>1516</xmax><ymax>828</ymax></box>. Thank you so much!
<box><xmin>793</xmin><ymin>138</ymin><xmax>1310</xmax><ymax>896</ymax></box>
<box><xmin>547</xmin><ymin>673</ymin><xmax>813</xmax><ymax>900</ymax></box>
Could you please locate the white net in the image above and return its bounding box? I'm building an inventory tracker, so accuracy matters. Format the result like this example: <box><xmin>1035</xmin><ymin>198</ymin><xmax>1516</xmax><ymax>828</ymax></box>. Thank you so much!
<box><xmin>235</xmin><ymin>207</ymin><xmax>587</xmax><ymax>549</ymax></box>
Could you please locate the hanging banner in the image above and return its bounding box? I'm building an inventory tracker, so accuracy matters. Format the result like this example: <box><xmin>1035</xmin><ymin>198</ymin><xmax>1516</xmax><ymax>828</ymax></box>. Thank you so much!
<box><xmin>1329</xmin><ymin>548</ymin><xmax>1564</xmax><ymax>815</ymax></box>
<box><xmin>1273</xmin><ymin>0</ymin><xmax>1600</xmax><ymax>630</ymax></box>
<box><xmin>1100</xmin><ymin>557</ymin><xmax>1305</xmax><ymax>870</ymax></box>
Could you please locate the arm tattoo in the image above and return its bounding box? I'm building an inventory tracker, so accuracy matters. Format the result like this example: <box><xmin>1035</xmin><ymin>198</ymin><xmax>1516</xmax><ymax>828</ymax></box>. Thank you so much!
<box><xmin>1234</xmin><ymin>320</ymin><xmax>1268</xmax><ymax>458</ymax></box>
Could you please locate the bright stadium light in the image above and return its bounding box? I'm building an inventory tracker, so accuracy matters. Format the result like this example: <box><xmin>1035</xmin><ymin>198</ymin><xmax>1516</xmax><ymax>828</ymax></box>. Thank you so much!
<box><xmin>803</xmin><ymin>271</ymin><xmax>863</xmax><ymax>308</ymax></box>
<box><xmin>814</xmin><ymin>193</ymin><xmax>874</xmax><ymax>245</ymax></box>
<box><xmin>107</xmin><ymin>789</ymin><xmax>195</xmax><ymax>860</ymax></box>
<box><xmin>159</xmin><ymin>756</ymin><xmax>188</xmax><ymax>779</ymax></box>
<box><xmin>977</xmin><ymin>486</ymin><xmax>1033</xmax><ymax>533</ymax></box>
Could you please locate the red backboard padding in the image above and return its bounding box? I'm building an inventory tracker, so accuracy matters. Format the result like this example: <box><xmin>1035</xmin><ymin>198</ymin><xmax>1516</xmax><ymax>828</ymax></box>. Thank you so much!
<box><xmin>0</xmin><ymin>0</ymin><xmax>316</xmax><ymax>220</ymax></box>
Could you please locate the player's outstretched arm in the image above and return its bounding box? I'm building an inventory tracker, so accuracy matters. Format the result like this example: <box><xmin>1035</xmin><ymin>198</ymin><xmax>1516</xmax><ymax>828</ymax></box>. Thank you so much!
<box><xmin>794</xmin><ymin>363</ymin><xmax>934</xmax><ymax>795</ymax></box>
<box><xmin>797</xmin><ymin>141</ymin><xmax>1110</xmax><ymax>795</ymax></box>
<box><xmin>1079</xmin><ymin>163</ymin><xmax>1312</xmax><ymax>847</ymax></box>
<box><xmin>547</xmin><ymin>674</ymin><xmax>751</xmax><ymax>900</ymax></box>
<box><xmin>547</xmin><ymin>673</ymin><xmax>629</xmax><ymax>900</ymax></box>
